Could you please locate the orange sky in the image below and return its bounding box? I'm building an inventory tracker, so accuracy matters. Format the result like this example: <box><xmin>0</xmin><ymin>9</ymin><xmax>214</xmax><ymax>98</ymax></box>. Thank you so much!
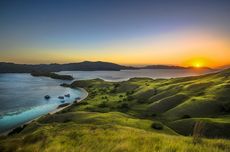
<box><xmin>0</xmin><ymin>29</ymin><xmax>230</xmax><ymax>68</ymax></box>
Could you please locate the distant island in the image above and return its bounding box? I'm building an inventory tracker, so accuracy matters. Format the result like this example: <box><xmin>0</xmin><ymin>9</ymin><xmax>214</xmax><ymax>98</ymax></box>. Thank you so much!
<box><xmin>0</xmin><ymin>61</ymin><xmax>212</xmax><ymax>73</ymax></box>
<box><xmin>0</xmin><ymin>61</ymin><xmax>135</xmax><ymax>73</ymax></box>
<box><xmin>31</xmin><ymin>71</ymin><xmax>74</xmax><ymax>80</ymax></box>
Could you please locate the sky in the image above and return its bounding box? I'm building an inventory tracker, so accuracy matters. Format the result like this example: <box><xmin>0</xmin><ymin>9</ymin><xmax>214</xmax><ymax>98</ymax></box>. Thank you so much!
<box><xmin>0</xmin><ymin>0</ymin><xmax>230</xmax><ymax>67</ymax></box>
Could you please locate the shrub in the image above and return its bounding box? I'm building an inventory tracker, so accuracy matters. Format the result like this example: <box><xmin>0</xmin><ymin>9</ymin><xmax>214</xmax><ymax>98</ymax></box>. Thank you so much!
<box><xmin>181</xmin><ymin>114</ymin><xmax>191</xmax><ymax>119</ymax></box>
<box><xmin>221</xmin><ymin>102</ymin><xmax>230</xmax><ymax>112</ymax></box>
<box><xmin>99</xmin><ymin>88</ymin><xmax>106</xmax><ymax>92</ymax></box>
<box><xmin>91</xmin><ymin>91</ymin><xmax>97</xmax><ymax>95</ymax></box>
<box><xmin>78</xmin><ymin>101</ymin><xmax>88</xmax><ymax>105</ymax></box>
<box><xmin>137</xmin><ymin>99</ymin><xmax>145</xmax><ymax>103</ymax></box>
<box><xmin>110</xmin><ymin>89</ymin><xmax>116</xmax><ymax>93</ymax></box>
<box><xmin>151</xmin><ymin>122</ymin><xmax>163</xmax><ymax>130</ymax></box>
<box><xmin>127</xmin><ymin>95</ymin><xmax>134</xmax><ymax>101</ymax></box>
<box><xmin>126</xmin><ymin>91</ymin><xmax>134</xmax><ymax>95</ymax></box>
<box><xmin>114</xmin><ymin>83</ymin><xmax>120</xmax><ymax>88</ymax></box>
<box><xmin>101</xmin><ymin>96</ymin><xmax>108</xmax><ymax>100</ymax></box>
<box><xmin>98</xmin><ymin>101</ymin><xmax>108</xmax><ymax>108</ymax></box>
<box><xmin>151</xmin><ymin>113</ymin><xmax>157</xmax><ymax>117</ymax></box>
<box><xmin>118</xmin><ymin>103</ymin><xmax>129</xmax><ymax>109</ymax></box>
<box><xmin>63</xmin><ymin>119</ymin><xmax>72</xmax><ymax>123</ymax></box>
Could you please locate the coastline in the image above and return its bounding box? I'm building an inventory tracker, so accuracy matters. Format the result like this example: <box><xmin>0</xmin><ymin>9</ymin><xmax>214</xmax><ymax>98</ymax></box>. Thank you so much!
<box><xmin>0</xmin><ymin>87</ymin><xmax>88</xmax><ymax>136</ymax></box>
<box><xmin>49</xmin><ymin>88</ymin><xmax>88</xmax><ymax>114</ymax></box>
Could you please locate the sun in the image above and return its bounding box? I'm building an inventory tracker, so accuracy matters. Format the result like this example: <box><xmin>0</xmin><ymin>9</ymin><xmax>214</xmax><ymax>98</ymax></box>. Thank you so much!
<box><xmin>185</xmin><ymin>57</ymin><xmax>212</xmax><ymax>68</ymax></box>
<box><xmin>192</xmin><ymin>61</ymin><xmax>204</xmax><ymax>68</ymax></box>
<box><xmin>194</xmin><ymin>63</ymin><xmax>201</xmax><ymax>68</ymax></box>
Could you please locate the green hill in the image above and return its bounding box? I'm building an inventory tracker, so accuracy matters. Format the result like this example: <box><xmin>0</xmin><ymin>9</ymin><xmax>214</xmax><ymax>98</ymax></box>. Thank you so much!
<box><xmin>0</xmin><ymin>68</ymin><xmax>230</xmax><ymax>151</ymax></box>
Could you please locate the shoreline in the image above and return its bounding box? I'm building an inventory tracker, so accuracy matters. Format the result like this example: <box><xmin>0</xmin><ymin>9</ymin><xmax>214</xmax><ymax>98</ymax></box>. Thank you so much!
<box><xmin>49</xmin><ymin>88</ymin><xmax>88</xmax><ymax>115</ymax></box>
<box><xmin>0</xmin><ymin>87</ymin><xmax>88</xmax><ymax>136</ymax></box>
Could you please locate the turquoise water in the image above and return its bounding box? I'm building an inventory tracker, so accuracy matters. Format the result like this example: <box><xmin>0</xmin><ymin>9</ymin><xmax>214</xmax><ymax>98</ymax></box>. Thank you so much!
<box><xmin>0</xmin><ymin>74</ymin><xmax>83</xmax><ymax>133</ymax></box>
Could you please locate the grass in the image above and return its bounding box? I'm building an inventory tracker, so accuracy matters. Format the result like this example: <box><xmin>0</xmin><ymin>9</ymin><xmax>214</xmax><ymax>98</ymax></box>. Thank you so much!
<box><xmin>168</xmin><ymin>117</ymin><xmax>230</xmax><ymax>138</ymax></box>
<box><xmin>37</xmin><ymin>111</ymin><xmax>176</xmax><ymax>135</ymax></box>
<box><xmin>1</xmin><ymin>123</ymin><xmax>230</xmax><ymax>152</ymax></box>
<box><xmin>0</xmin><ymin>68</ymin><xmax>230</xmax><ymax>151</ymax></box>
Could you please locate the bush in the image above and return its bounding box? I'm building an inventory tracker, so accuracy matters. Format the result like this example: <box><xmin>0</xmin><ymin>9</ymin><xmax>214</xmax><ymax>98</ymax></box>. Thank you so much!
<box><xmin>110</xmin><ymin>89</ymin><xmax>116</xmax><ymax>93</ymax></box>
<box><xmin>63</xmin><ymin>118</ymin><xmax>72</xmax><ymax>123</ymax></box>
<box><xmin>126</xmin><ymin>91</ymin><xmax>134</xmax><ymax>95</ymax></box>
<box><xmin>114</xmin><ymin>83</ymin><xmax>120</xmax><ymax>88</ymax></box>
<box><xmin>181</xmin><ymin>114</ymin><xmax>191</xmax><ymax>119</ymax></box>
<box><xmin>221</xmin><ymin>102</ymin><xmax>230</xmax><ymax>112</ymax></box>
<box><xmin>137</xmin><ymin>99</ymin><xmax>145</xmax><ymax>103</ymax></box>
<box><xmin>127</xmin><ymin>95</ymin><xmax>134</xmax><ymax>101</ymax></box>
<box><xmin>98</xmin><ymin>101</ymin><xmax>108</xmax><ymax>108</ymax></box>
<box><xmin>151</xmin><ymin>122</ymin><xmax>163</xmax><ymax>130</ymax></box>
<box><xmin>151</xmin><ymin>113</ymin><xmax>157</xmax><ymax>117</ymax></box>
<box><xmin>99</xmin><ymin>88</ymin><xmax>106</xmax><ymax>92</ymax></box>
<box><xmin>118</xmin><ymin>103</ymin><xmax>129</xmax><ymax>109</ymax></box>
<box><xmin>78</xmin><ymin>101</ymin><xmax>88</xmax><ymax>105</ymax></box>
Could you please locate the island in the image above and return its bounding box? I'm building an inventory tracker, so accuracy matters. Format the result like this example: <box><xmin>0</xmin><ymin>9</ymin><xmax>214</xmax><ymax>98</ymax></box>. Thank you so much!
<box><xmin>31</xmin><ymin>71</ymin><xmax>74</xmax><ymax>80</ymax></box>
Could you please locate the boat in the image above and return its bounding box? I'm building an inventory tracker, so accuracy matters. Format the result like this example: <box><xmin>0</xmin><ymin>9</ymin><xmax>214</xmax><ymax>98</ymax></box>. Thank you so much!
<box><xmin>58</xmin><ymin>96</ymin><xmax>64</xmax><ymax>99</ymax></box>
<box><xmin>44</xmin><ymin>95</ymin><xmax>50</xmax><ymax>100</ymax></box>
<box><xmin>60</xmin><ymin>100</ymin><xmax>65</xmax><ymax>103</ymax></box>
<box><xmin>64</xmin><ymin>94</ymin><xmax>70</xmax><ymax>97</ymax></box>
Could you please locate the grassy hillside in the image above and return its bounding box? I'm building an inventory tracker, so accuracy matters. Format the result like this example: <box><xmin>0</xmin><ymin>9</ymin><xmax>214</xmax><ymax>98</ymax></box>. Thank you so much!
<box><xmin>0</xmin><ymin>68</ymin><xmax>230</xmax><ymax>151</ymax></box>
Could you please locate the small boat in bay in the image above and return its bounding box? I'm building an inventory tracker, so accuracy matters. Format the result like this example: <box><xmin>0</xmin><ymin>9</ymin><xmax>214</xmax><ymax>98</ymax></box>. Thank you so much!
<box><xmin>44</xmin><ymin>95</ymin><xmax>50</xmax><ymax>100</ymax></box>
<box><xmin>64</xmin><ymin>94</ymin><xmax>70</xmax><ymax>97</ymax></box>
<box><xmin>58</xmin><ymin>96</ymin><xmax>64</xmax><ymax>99</ymax></box>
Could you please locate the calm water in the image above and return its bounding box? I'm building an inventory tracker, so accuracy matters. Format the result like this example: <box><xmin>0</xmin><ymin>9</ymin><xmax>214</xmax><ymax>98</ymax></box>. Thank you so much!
<box><xmin>0</xmin><ymin>74</ymin><xmax>83</xmax><ymax>133</ymax></box>
<box><xmin>58</xmin><ymin>69</ymin><xmax>216</xmax><ymax>82</ymax></box>
<box><xmin>0</xmin><ymin>69</ymin><xmax>215</xmax><ymax>133</ymax></box>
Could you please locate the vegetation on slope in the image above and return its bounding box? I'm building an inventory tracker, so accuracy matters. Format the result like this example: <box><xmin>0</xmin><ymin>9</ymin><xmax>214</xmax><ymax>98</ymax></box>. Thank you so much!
<box><xmin>69</xmin><ymin>69</ymin><xmax>230</xmax><ymax>138</ymax></box>
<box><xmin>0</xmin><ymin>68</ymin><xmax>230</xmax><ymax>151</ymax></box>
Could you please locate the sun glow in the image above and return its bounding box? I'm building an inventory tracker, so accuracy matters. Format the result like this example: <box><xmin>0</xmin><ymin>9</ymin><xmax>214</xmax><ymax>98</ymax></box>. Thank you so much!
<box><xmin>192</xmin><ymin>60</ymin><xmax>205</xmax><ymax>68</ymax></box>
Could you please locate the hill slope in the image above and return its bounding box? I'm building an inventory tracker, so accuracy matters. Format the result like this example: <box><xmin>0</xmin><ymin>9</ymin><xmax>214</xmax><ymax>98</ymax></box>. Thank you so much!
<box><xmin>0</xmin><ymin>68</ymin><xmax>230</xmax><ymax>151</ymax></box>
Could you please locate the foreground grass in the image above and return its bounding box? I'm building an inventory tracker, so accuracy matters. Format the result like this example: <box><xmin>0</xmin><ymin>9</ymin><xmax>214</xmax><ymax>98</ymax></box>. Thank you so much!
<box><xmin>1</xmin><ymin>123</ymin><xmax>230</xmax><ymax>152</ymax></box>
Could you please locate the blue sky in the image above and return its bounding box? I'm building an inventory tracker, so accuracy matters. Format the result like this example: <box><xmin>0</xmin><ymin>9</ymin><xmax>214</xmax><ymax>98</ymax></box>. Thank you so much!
<box><xmin>0</xmin><ymin>0</ymin><xmax>230</xmax><ymax>66</ymax></box>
